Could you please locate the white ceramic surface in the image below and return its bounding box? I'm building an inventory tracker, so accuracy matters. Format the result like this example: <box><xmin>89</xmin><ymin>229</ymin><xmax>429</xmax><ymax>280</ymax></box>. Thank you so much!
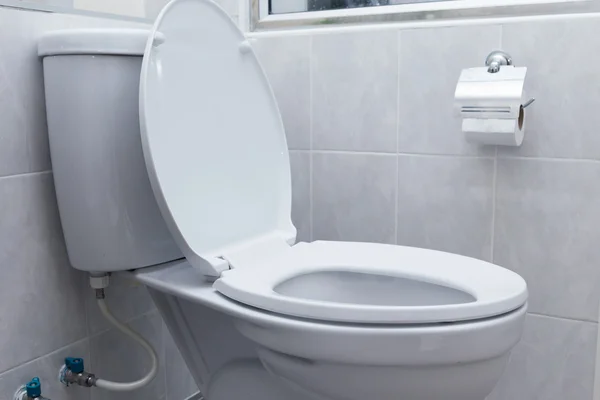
<box><xmin>215</xmin><ymin>240</ymin><xmax>527</xmax><ymax>323</ymax></box>
<box><xmin>139</xmin><ymin>0</ymin><xmax>295</xmax><ymax>277</ymax></box>
<box><xmin>136</xmin><ymin>260</ymin><xmax>527</xmax><ymax>400</ymax></box>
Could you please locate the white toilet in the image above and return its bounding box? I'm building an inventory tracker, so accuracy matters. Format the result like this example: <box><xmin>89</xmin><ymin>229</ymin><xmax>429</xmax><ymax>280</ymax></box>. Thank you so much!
<box><xmin>38</xmin><ymin>0</ymin><xmax>528</xmax><ymax>399</ymax></box>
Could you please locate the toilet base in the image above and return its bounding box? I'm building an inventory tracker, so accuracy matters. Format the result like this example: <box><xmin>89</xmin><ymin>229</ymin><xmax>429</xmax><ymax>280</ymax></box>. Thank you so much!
<box><xmin>257</xmin><ymin>346</ymin><xmax>508</xmax><ymax>400</ymax></box>
<box><xmin>137</xmin><ymin>262</ymin><xmax>523</xmax><ymax>400</ymax></box>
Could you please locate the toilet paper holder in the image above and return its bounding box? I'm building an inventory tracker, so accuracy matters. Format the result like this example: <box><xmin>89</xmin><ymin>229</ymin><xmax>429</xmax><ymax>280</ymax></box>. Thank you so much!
<box><xmin>484</xmin><ymin>50</ymin><xmax>535</xmax><ymax>108</ymax></box>
<box><xmin>454</xmin><ymin>50</ymin><xmax>534</xmax><ymax>146</ymax></box>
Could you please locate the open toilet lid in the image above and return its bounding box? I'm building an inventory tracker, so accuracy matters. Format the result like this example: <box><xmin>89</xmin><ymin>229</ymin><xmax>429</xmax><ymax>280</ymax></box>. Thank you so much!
<box><xmin>139</xmin><ymin>0</ymin><xmax>296</xmax><ymax>277</ymax></box>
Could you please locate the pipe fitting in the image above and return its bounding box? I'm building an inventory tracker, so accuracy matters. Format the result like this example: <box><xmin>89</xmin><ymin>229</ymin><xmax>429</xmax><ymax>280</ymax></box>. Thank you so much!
<box><xmin>14</xmin><ymin>377</ymin><xmax>51</xmax><ymax>400</ymax></box>
<box><xmin>59</xmin><ymin>358</ymin><xmax>96</xmax><ymax>388</ymax></box>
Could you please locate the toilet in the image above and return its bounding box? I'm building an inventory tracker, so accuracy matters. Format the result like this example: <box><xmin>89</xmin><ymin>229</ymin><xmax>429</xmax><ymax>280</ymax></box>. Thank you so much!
<box><xmin>38</xmin><ymin>0</ymin><xmax>528</xmax><ymax>399</ymax></box>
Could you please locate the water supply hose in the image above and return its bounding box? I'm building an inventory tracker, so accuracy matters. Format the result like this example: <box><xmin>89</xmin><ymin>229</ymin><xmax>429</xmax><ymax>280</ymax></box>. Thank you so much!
<box><xmin>93</xmin><ymin>288</ymin><xmax>159</xmax><ymax>391</ymax></box>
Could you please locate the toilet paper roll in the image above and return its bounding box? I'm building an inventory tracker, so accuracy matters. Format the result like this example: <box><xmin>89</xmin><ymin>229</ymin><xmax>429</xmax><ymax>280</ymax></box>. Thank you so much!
<box><xmin>461</xmin><ymin>106</ymin><xmax>525</xmax><ymax>147</ymax></box>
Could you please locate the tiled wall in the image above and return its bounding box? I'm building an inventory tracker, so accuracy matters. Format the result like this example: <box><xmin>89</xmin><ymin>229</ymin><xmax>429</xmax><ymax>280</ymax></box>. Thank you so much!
<box><xmin>253</xmin><ymin>17</ymin><xmax>600</xmax><ymax>400</ymax></box>
<box><xmin>0</xmin><ymin>6</ymin><xmax>199</xmax><ymax>400</ymax></box>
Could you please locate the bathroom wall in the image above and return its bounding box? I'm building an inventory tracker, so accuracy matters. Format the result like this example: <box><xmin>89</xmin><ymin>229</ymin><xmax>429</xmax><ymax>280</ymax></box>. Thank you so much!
<box><xmin>0</xmin><ymin>5</ymin><xmax>204</xmax><ymax>400</ymax></box>
<box><xmin>252</xmin><ymin>14</ymin><xmax>600</xmax><ymax>400</ymax></box>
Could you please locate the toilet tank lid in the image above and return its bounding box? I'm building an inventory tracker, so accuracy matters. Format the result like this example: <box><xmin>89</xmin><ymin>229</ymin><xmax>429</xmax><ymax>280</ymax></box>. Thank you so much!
<box><xmin>38</xmin><ymin>29</ymin><xmax>150</xmax><ymax>57</ymax></box>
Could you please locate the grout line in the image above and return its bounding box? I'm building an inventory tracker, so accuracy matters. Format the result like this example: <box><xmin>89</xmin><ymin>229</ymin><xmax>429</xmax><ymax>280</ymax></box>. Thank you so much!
<box><xmin>394</xmin><ymin>154</ymin><xmax>399</xmax><ymax>245</ymax></box>
<box><xmin>394</xmin><ymin>29</ymin><xmax>401</xmax><ymax>245</ymax></box>
<box><xmin>0</xmin><ymin>337</ymin><xmax>90</xmax><ymax>376</ymax></box>
<box><xmin>396</xmin><ymin>28</ymin><xmax>401</xmax><ymax>158</ymax></box>
<box><xmin>528</xmin><ymin>312</ymin><xmax>599</xmax><ymax>324</ymax></box>
<box><xmin>497</xmin><ymin>154</ymin><xmax>600</xmax><ymax>163</ymax></box>
<box><xmin>0</xmin><ymin>170</ymin><xmax>52</xmax><ymax>181</ymax></box>
<box><xmin>493</xmin><ymin>24</ymin><xmax>502</xmax><ymax>269</ymax></box>
<box><xmin>87</xmin><ymin>308</ymin><xmax>160</xmax><ymax>340</ymax></box>
<box><xmin>162</xmin><ymin>321</ymin><xmax>169</xmax><ymax>400</ymax></box>
<box><xmin>313</xmin><ymin>149</ymin><xmax>397</xmax><ymax>155</ymax></box>
<box><xmin>308</xmin><ymin>34</ymin><xmax>314</xmax><ymax>243</ymax></box>
<box><xmin>81</xmin><ymin>274</ymin><xmax>92</xmax><ymax>370</ymax></box>
<box><xmin>312</xmin><ymin>149</ymin><xmax>493</xmax><ymax>158</ymax></box>
<box><xmin>498</xmin><ymin>20</ymin><xmax>504</xmax><ymax>49</ymax></box>
<box><xmin>308</xmin><ymin>149</ymin><xmax>600</xmax><ymax>163</ymax></box>
<box><xmin>490</xmin><ymin>146</ymin><xmax>498</xmax><ymax>263</ymax></box>
<box><xmin>594</xmin><ymin>302</ymin><xmax>600</xmax><ymax>400</ymax></box>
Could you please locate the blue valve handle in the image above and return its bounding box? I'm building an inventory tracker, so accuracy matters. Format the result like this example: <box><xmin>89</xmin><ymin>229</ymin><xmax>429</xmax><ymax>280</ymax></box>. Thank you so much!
<box><xmin>25</xmin><ymin>377</ymin><xmax>41</xmax><ymax>398</ymax></box>
<box><xmin>65</xmin><ymin>357</ymin><xmax>84</xmax><ymax>374</ymax></box>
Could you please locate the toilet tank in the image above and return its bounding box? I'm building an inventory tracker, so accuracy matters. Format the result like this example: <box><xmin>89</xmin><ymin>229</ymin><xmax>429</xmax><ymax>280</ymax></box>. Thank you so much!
<box><xmin>38</xmin><ymin>29</ymin><xmax>182</xmax><ymax>272</ymax></box>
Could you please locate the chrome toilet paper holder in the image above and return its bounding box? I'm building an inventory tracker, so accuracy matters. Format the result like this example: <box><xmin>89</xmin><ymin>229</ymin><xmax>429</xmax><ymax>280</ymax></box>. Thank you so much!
<box><xmin>485</xmin><ymin>50</ymin><xmax>535</xmax><ymax>108</ymax></box>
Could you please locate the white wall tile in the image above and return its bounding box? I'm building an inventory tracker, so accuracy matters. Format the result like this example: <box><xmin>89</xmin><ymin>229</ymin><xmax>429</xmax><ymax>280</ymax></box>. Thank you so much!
<box><xmin>290</xmin><ymin>151</ymin><xmax>311</xmax><ymax>242</ymax></box>
<box><xmin>0</xmin><ymin>339</ymin><xmax>90</xmax><ymax>400</ymax></box>
<box><xmin>254</xmin><ymin>36</ymin><xmax>311</xmax><ymax>150</ymax></box>
<box><xmin>312</xmin><ymin>152</ymin><xmax>397</xmax><ymax>243</ymax></box>
<box><xmin>213</xmin><ymin>0</ymin><xmax>240</xmax><ymax>20</ymax></box>
<box><xmin>74</xmin><ymin>0</ymin><xmax>146</xmax><ymax>17</ymax></box>
<box><xmin>397</xmin><ymin>155</ymin><xmax>494</xmax><ymax>260</ymax></box>
<box><xmin>500</xmin><ymin>18</ymin><xmax>600</xmax><ymax>160</ymax></box>
<box><xmin>0</xmin><ymin>9</ymin><xmax>149</xmax><ymax>177</ymax></box>
<box><xmin>29</xmin><ymin>0</ymin><xmax>75</xmax><ymax>7</ymax></box>
<box><xmin>0</xmin><ymin>11</ymin><xmax>52</xmax><ymax>175</ymax></box>
<box><xmin>0</xmin><ymin>173</ymin><xmax>87</xmax><ymax>373</ymax></box>
<box><xmin>0</xmin><ymin>78</ymin><xmax>31</xmax><ymax>177</ymax></box>
<box><xmin>164</xmin><ymin>323</ymin><xmax>198</xmax><ymax>400</ymax></box>
<box><xmin>487</xmin><ymin>314</ymin><xmax>597</xmax><ymax>400</ymax></box>
<box><xmin>144</xmin><ymin>0</ymin><xmax>171</xmax><ymax>20</ymax></box>
<box><xmin>312</xmin><ymin>31</ymin><xmax>398</xmax><ymax>152</ymax></box>
<box><xmin>495</xmin><ymin>158</ymin><xmax>600</xmax><ymax>321</ymax></box>
<box><xmin>398</xmin><ymin>25</ymin><xmax>500</xmax><ymax>156</ymax></box>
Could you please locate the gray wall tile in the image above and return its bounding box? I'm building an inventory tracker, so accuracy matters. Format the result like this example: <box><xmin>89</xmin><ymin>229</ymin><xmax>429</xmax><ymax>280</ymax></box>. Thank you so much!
<box><xmin>0</xmin><ymin>71</ymin><xmax>30</xmax><ymax>177</ymax></box>
<box><xmin>500</xmin><ymin>18</ymin><xmax>600</xmax><ymax>159</ymax></box>
<box><xmin>487</xmin><ymin>314</ymin><xmax>597</xmax><ymax>400</ymax></box>
<box><xmin>0</xmin><ymin>339</ymin><xmax>90</xmax><ymax>400</ymax></box>
<box><xmin>253</xmin><ymin>36</ymin><xmax>311</xmax><ymax>150</ymax></box>
<box><xmin>290</xmin><ymin>151</ymin><xmax>311</xmax><ymax>242</ymax></box>
<box><xmin>144</xmin><ymin>0</ymin><xmax>170</xmax><ymax>20</ymax></box>
<box><xmin>398</xmin><ymin>25</ymin><xmax>500</xmax><ymax>156</ymax></box>
<box><xmin>312</xmin><ymin>152</ymin><xmax>397</xmax><ymax>243</ymax></box>
<box><xmin>0</xmin><ymin>9</ymin><xmax>149</xmax><ymax>176</ymax></box>
<box><xmin>312</xmin><ymin>31</ymin><xmax>398</xmax><ymax>152</ymax></box>
<box><xmin>213</xmin><ymin>0</ymin><xmax>239</xmax><ymax>19</ymax></box>
<box><xmin>85</xmin><ymin>273</ymin><xmax>156</xmax><ymax>336</ymax></box>
<box><xmin>0</xmin><ymin>173</ymin><xmax>87</xmax><ymax>373</ymax></box>
<box><xmin>397</xmin><ymin>156</ymin><xmax>494</xmax><ymax>260</ymax></box>
<box><xmin>495</xmin><ymin>158</ymin><xmax>600</xmax><ymax>321</ymax></box>
<box><xmin>90</xmin><ymin>311</ymin><xmax>165</xmax><ymax>400</ymax></box>
<box><xmin>0</xmin><ymin>11</ymin><xmax>52</xmax><ymax>174</ymax></box>
<box><xmin>164</xmin><ymin>323</ymin><xmax>199</xmax><ymax>400</ymax></box>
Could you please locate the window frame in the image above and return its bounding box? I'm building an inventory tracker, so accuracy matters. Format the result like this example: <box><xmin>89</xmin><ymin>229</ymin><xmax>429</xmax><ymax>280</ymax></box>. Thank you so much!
<box><xmin>250</xmin><ymin>0</ymin><xmax>597</xmax><ymax>31</ymax></box>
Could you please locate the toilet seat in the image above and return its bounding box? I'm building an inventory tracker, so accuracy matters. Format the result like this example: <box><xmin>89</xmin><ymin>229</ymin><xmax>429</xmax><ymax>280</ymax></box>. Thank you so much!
<box><xmin>214</xmin><ymin>240</ymin><xmax>527</xmax><ymax>324</ymax></box>
<box><xmin>138</xmin><ymin>0</ymin><xmax>526</xmax><ymax>326</ymax></box>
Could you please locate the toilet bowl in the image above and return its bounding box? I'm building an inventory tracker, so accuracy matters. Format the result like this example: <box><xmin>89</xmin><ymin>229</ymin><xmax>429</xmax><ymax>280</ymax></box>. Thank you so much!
<box><xmin>137</xmin><ymin>252</ymin><xmax>525</xmax><ymax>400</ymax></box>
<box><xmin>205</xmin><ymin>359</ymin><xmax>320</xmax><ymax>400</ymax></box>
<box><xmin>38</xmin><ymin>0</ymin><xmax>528</xmax><ymax>399</ymax></box>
